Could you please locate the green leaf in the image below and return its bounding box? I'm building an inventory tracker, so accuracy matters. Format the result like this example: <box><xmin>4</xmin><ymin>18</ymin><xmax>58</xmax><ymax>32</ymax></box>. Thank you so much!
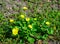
<box><xmin>42</xmin><ymin>34</ymin><xmax>48</xmax><ymax>40</ymax></box>
<box><xmin>19</xmin><ymin>40</ymin><xmax>23</xmax><ymax>44</ymax></box>
<box><xmin>47</xmin><ymin>29</ymin><xmax>54</xmax><ymax>34</ymax></box>
<box><xmin>31</xmin><ymin>28</ymin><xmax>37</xmax><ymax>31</ymax></box>
<box><xmin>27</xmin><ymin>37</ymin><xmax>35</xmax><ymax>43</ymax></box>
<box><xmin>36</xmin><ymin>35</ymin><xmax>41</xmax><ymax>39</ymax></box>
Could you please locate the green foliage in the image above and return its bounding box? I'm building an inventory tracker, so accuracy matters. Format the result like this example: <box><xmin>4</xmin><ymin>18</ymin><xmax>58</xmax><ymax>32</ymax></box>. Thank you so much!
<box><xmin>0</xmin><ymin>0</ymin><xmax>60</xmax><ymax>44</ymax></box>
<box><xmin>0</xmin><ymin>10</ymin><xmax>60</xmax><ymax>43</ymax></box>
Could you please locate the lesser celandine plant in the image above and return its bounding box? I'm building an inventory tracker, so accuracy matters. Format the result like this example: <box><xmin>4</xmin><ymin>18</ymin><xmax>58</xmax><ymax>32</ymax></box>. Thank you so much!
<box><xmin>0</xmin><ymin>10</ymin><xmax>59</xmax><ymax>44</ymax></box>
<box><xmin>0</xmin><ymin>0</ymin><xmax>60</xmax><ymax>44</ymax></box>
<box><xmin>1</xmin><ymin>13</ymin><xmax>54</xmax><ymax>44</ymax></box>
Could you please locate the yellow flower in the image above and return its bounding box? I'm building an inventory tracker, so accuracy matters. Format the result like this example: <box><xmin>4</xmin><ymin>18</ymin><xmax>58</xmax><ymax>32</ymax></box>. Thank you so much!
<box><xmin>23</xmin><ymin>7</ymin><xmax>28</xmax><ymax>10</ymax></box>
<box><xmin>34</xmin><ymin>18</ymin><xmax>37</xmax><ymax>20</ymax></box>
<box><xmin>20</xmin><ymin>15</ymin><xmax>25</xmax><ymax>18</ymax></box>
<box><xmin>46</xmin><ymin>21</ymin><xmax>50</xmax><ymax>25</ymax></box>
<box><xmin>28</xmin><ymin>25</ymin><xmax>32</xmax><ymax>29</ymax></box>
<box><xmin>26</xmin><ymin>18</ymin><xmax>30</xmax><ymax>21</ymax></box>
<box><xmin>10</xmin><ymin>19</ymin><xmax>14</xmax><ymax>23</ymax></box>
<box><xmin>12</xmin><ymin>27</ymin><xmax>19</xmax><ymax>35</ymax></box>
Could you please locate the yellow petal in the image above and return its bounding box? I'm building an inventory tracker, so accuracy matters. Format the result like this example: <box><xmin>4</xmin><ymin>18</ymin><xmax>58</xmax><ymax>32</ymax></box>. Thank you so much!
<box><xmin>34</xmin><ymin>18</ymin><xmax>37</xmax><ymax>20</ymax></box>
<box><xmin>10</xmin><ymin>19</ymin><xmax>14</xmax><ymax>23</ymax></box>
<box><xmin>23</xmin><ymin>7</ymin><xmax>28</xmax><ymax>10</ymax></box>
<box><xmin>28</xmin><ymin>25</ymin><xmax>32</xmax><ymax>29</ymax></box>
<box><xmin>26</xmin><ymin>18</ymin><xmax>30</xmax><ymax>21</ymax></box>
<box><xmin>20</xmin><ymin>15</ymin><xmax>25</xmax><ymax>18</ymax></box>
<box><xmin>46</xmin><ymin>22</ymin><xmax>50</xmax><ymax>25</ymax></box>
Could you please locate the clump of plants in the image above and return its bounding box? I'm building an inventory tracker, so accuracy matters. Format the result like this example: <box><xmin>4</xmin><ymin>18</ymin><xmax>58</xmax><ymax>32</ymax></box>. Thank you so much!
<box><xmin>0</xmin><ymin>11</ymin><xmax>55</xmax><ymax>44</ymax></box>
